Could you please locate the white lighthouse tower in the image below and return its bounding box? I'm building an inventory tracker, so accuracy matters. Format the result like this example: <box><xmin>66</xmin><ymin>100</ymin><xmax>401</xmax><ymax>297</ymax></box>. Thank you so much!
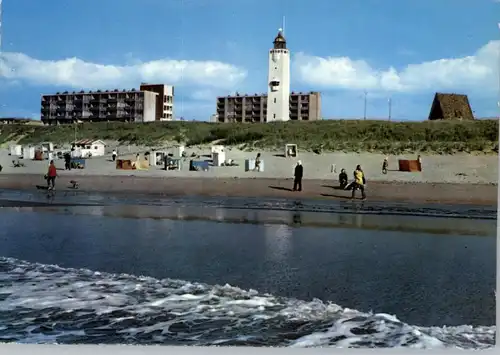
<box><xmin>266</xmin><ymin>29</ymin><xmax>290</xmax><ymax>122</ymax></box>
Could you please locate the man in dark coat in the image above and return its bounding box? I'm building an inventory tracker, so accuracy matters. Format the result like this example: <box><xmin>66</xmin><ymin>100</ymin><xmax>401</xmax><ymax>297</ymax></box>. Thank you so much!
<box><xmin>293</xmin><ymin>160</ymin><xmax>303</xmax><ymax>192</ymax></box>
<box><xmin>64</xmin><ymin>152</ymin><xmax>71</xmax><ymax>170</ymax></box>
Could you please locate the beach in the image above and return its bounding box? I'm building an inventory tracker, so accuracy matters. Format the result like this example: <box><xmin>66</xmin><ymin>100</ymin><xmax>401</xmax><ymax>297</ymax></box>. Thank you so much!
<box><xmin>0</xmin><ymin>144</ymin><xmax>497</xmax><ymax>206</ymax></box>
<box><xmin>0</xmin><ymin>173</ymin><xmax>497</xmax><ymax>206</ymax></box>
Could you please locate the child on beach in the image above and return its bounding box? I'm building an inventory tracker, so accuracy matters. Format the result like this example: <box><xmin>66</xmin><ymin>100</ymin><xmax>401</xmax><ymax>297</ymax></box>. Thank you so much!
<box><xmin>254</xmin><ymin>153</ymin><xmax>261</xmax><ymax>172</ymax></box>
<box><xmin>382</xmin><ymin>157</ymin><xmax>388</xmax><ymax>174</ymax></box>
<box><xmin>46</xmin><ymin>160</ymin><xmax>57</xmax><ymax>190</ymax></box>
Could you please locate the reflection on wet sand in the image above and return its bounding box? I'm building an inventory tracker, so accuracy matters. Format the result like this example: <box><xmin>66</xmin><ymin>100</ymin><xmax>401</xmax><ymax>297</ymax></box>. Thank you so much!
<box><xmin>7</xmin><ymin>204</ymin><xmax>496</xmax><ymax>237</ymax></box>
<box><xmin>215</xmin><ymin>208</ymin><xmax>225</xmax><ymax>221</ymax></box>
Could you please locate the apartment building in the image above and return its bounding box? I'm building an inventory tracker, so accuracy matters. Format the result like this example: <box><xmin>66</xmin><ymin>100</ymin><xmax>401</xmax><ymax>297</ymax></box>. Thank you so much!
<box><xmin>139</xmin><ymin>83</ymin><xmax>174</xmax><ymax>121</ymax></box>
<box><xmin>41</xmin><ymin>84</ymin><xmax>175</xmax><ymax>125</ymax></box>
<box><xmin>215</xmin><ymin>91</ymin><xmax>321</xmax><ymax>123</ymax></box>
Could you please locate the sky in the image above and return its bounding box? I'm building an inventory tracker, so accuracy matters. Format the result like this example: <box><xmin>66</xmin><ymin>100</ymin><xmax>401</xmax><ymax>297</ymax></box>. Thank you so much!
<box><xmin>0</xmin><ymin>0</ymin><xmax>499</xmax><ymax>121</ymax></box>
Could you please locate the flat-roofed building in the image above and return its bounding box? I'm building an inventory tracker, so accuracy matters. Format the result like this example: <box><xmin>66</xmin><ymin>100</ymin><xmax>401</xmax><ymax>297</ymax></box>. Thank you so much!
<box><xmin>41</xmin><ymin>88</ymin><xmax>159</xmax><ymax>125</ymax></box>
<box><xmin>215</xmin><ymin>91</ymin><xmax>321</xmax><ymax>123</ymax></box>
<box><xmin>139</xmin><ymin>83</ymin><xmax>174</xmax><ymax>121</ymax></box>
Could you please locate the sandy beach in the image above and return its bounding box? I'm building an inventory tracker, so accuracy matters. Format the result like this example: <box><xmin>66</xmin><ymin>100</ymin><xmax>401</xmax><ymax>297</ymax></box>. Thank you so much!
<box><xmin>0</xmin><ymin>144</ymin><xmax>497</xmax><ymax>206</ymax></box>
<box><xmin>0</xmin><ymin>174</ymin><xmax>496</xmax><ymax>206</ymax></box>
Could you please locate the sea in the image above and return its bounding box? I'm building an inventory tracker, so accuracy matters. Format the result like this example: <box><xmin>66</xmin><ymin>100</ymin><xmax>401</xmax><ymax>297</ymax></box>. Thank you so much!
<box><xmin>0</xmin><ymin>189</ymin><xmax>496</xmax><ymax>349</ymax></box>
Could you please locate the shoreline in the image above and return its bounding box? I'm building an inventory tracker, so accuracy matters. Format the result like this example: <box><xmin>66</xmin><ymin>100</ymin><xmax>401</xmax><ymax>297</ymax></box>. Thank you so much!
<box><xmin>0</xmin><ymin>173</ymin><xmax>496</xmax><ymax>207</ymax></box>
<box><xmin>3</xmin><ymin>204</ymin><xmax>495</xmax><ymax>236</ymax></box>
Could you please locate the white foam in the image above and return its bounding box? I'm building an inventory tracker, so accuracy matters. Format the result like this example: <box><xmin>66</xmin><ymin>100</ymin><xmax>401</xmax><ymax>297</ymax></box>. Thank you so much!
<box><xmin>0</xmin><ymin>257</ymin><xmax>495</xmax><ymax>348</ymax></box>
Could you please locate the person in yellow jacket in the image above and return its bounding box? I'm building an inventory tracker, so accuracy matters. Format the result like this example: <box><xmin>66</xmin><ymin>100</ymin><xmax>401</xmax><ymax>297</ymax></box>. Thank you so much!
<box><xmin>352</xmin><ymin>165</ymin><xmax>366</xmax><ymax>200</ymax></box>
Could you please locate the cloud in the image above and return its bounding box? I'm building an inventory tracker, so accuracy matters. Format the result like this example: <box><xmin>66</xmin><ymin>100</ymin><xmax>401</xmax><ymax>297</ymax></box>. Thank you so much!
<box><xmin>293</xmin><ymin>40</ymin><xmax>499</xmax><ymax>94</ymax></box>
<box><xmin>0</xmin><ymin>52</ymin><xmax>247</xmax><ymax>90</ymax></box>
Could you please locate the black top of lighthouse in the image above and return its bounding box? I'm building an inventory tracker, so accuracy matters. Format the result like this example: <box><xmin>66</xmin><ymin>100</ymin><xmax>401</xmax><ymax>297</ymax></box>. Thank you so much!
<box><xmin>273</xmin><ymin>30</ymin><xmax>286</xmax><ymax>49</ymax></box>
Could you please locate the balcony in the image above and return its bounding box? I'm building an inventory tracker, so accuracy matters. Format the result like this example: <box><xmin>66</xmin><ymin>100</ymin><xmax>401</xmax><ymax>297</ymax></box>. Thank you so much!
<box><xmin>90</xmin><ymin>98</ymin><xmax>106</xmax><ymax>104</ymax></box>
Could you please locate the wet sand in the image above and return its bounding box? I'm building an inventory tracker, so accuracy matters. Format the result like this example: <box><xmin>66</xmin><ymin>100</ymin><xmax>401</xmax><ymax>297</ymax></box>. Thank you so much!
<box><xmin>0</xmin><ymin>173</ymin><xmax>496</xmax><ymax>206</ymax></box>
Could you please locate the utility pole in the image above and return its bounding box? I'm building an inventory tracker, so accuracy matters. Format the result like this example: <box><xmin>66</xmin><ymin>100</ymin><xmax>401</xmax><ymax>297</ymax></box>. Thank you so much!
<box><xmin>363</xmin><ymin>90</ymin><xmax>367</xmax><ymax>120</ymax></box>
<box><xmin>388</xmin><ymin>97</ymin><xmax>392</xmax><ymax>121</ymax></box>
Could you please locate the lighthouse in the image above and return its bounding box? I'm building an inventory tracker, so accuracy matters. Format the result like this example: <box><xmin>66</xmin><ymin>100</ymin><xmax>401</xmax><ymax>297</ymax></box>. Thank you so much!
<box><xmin>266</xmin><ymin>29</ymin><xmax>290</xmax><ymax>122</ymax></box>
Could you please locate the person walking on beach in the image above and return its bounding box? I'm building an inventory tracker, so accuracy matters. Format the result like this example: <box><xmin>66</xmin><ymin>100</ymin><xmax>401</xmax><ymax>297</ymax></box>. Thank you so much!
<box><xmin>64</xmin><ymin>152</ymin><xmax>71</xmax><ymax>170</ymax></box>
<box><xmin>47</xmin><ymin>160</ymin><xmax>57</xmax><ymax>190</ymax></box>
<box><xmin>112</xmin><ymin>149</ymin><xmax>117</xmax><ymax>162</ymax></box>
<box><xmin>352</xmin><ymin>165</ymin><xmax>366</xmax><ymax>200</ymax></box>
<box><xmin>293</xmin><ymin>160</ymin><xmax>303</xmax><ymax>192</ymax></box>
<box><xmin>254</xmin><ymin>153</ymin><xmax>261</xmax><ymax>172</ymax></box>
<box><xmin>382</xmin><ymin>157</ymin><xmax>388</xmax><ymax>174</ymax></box>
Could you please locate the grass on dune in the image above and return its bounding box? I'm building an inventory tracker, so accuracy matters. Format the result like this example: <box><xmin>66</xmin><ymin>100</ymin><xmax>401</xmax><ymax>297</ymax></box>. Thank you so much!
<box><xmin>0</xmin><ymin>119</ymin><xmax>497</xmax><ymax>155</ymax></box>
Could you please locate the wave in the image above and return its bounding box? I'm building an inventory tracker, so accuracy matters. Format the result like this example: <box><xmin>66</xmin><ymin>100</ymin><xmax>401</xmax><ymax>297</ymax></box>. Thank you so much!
<box><xmin>0</xmin><ymin>257</ymin><xmax>495</xmax><ymax>348</ymax></box>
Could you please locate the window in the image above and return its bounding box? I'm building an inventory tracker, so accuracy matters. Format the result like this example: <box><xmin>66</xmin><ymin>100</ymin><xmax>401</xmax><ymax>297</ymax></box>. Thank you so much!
<box><xmin>164</xmin><ymin>96</ymin><xmax>167</xmax><ymax>103</ymax></box>
<box><xmin>273</xmin><ymin>114</ymin><xmax>276</xmax><ymax>119</ymax></box>
<box><xmin>274</xmin><ymin>98</ymin><xmax>276</xmax><ymax>103</ymax></box>
<box><xmin>164</xmin><ymin>105</ymin><xmax>167</xmax><ymax>111</ymax></box>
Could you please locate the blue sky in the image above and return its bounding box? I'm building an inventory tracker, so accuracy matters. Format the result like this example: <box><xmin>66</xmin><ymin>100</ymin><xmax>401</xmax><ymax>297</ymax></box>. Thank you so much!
<box><xmin>0</xmin><ymin>0</ymin><xmax>499</xmax><ymax>121</ymax></box>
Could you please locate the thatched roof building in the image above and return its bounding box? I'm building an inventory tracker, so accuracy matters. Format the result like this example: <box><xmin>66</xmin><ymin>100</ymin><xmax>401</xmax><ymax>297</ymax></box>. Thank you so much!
<box><xmin>428</xmin><ymin>93</ymin><xmax>474</xmax><ymax>120</ymax></box>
